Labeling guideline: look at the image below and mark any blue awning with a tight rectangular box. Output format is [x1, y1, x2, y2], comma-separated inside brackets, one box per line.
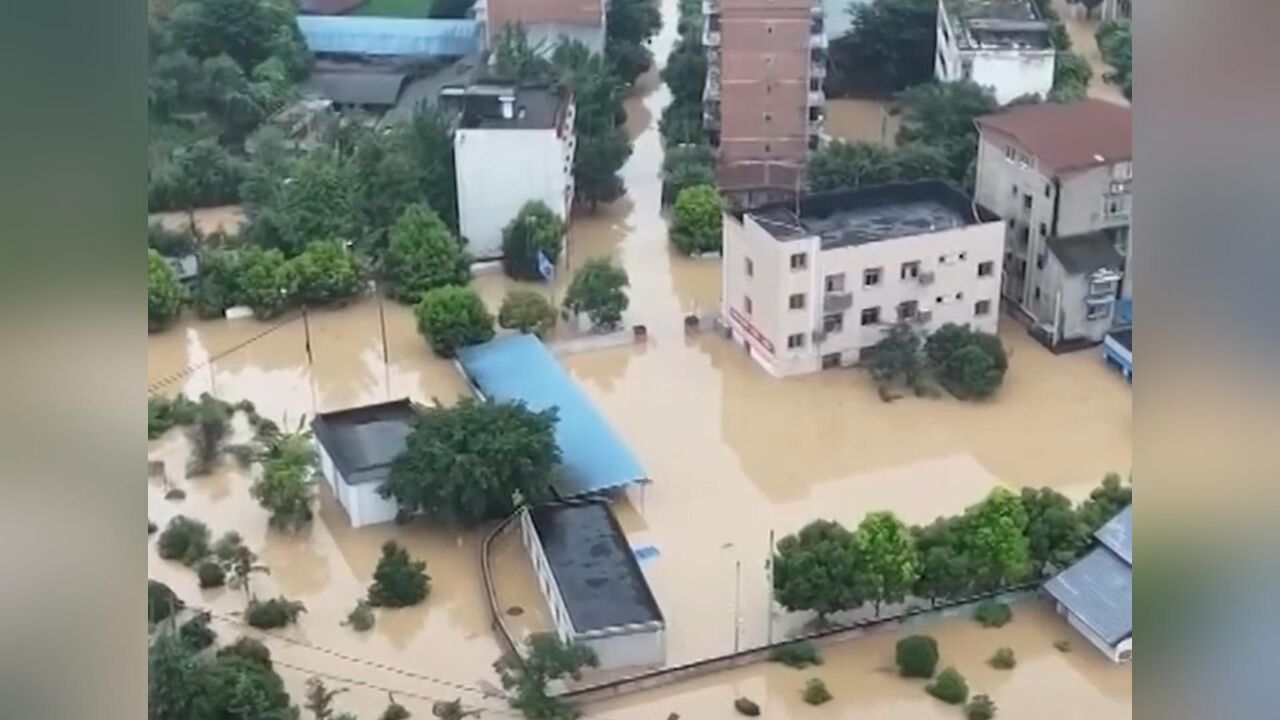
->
[296, 17, 481, 57]
[456, 334, 648, 498]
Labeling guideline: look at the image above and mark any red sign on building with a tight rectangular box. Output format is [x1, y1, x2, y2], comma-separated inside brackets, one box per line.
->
[728, 307, 775, 355]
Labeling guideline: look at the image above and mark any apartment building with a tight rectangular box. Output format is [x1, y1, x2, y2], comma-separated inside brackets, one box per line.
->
[443, 83, 575, 260]
[479, 0, 606, 54]
[721, 181, 1005, 378]
[704, 0, 827, 207]
[934, 0, 1055, 104]
[974, 99, 1132, 348]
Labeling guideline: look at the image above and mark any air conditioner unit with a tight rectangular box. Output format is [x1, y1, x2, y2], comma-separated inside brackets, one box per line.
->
[918, 271, 935, 285]
[811, 329, 827, 343]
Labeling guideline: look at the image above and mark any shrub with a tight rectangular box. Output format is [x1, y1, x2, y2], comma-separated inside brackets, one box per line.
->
[180, 612, 217, 651]
[498, 290, 557, 336]
[974, 600, 1013, 628]
[291, 239, 364, 305]
[237, 246, 298, 320]
[769, 641, 823, 669]
[501, 201, 565, 281]
[924, 324, 1008, 399]
[385, 203, 471, 304]
[157, 515, 211, 566]
[926, 667, 969, 704]
[367, 541, 431, 608]
[989, 647, 1016, 669]
[148, 580, 183, 625]
[1053, 639, 1071, 652]
[217, 637, 273, 669]
[149, 249, 183, 332]
[563, 258, 630, 330]
[802, 678, 832, 705]
[966, 694, 997, 720]
[245, 597, 307, 629]
[895, 635, 939, 678]
[733, 697, 760, 716]
[379, 701, 412, 720]
[197, 561, 227, 589]
[670, 184, 723, 256]
[346, 600, 376, 631]
[415, 286, 495, 357]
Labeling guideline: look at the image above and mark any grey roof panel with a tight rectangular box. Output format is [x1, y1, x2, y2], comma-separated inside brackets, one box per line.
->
[1047, 231, 1125, 275]
[311, 399, 418, 486]
[1094, 504, 1132, 564]
[1044, 547, 1133, 644]
[310, 71, 408, 106]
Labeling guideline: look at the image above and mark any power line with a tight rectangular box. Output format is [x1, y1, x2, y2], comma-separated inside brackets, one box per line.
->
[147, 312, 303, 395]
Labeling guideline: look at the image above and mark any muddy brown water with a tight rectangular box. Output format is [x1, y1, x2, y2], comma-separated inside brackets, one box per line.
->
[149, 205, 248, 236]
[148, 0, 1130, 715]
[823, 98, 901, 147]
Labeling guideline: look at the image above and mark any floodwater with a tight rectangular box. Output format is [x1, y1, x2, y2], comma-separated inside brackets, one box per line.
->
[823, 98, 901, 147]
[1051, 0, 1130, 107]
[149, 205, 247, 236]
[147, 0, 1130, 715]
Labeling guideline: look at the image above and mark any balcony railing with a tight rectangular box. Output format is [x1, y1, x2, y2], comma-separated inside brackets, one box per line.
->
[823, 292, 853, 313]
[809, 32, 828, 50]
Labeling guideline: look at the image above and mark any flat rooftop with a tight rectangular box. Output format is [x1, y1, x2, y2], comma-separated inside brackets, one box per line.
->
[747, 181, 979, 250]
[444, 84, 566, 130]
[311, 398, 417, 487]
[528, 501, 663, 632]
[943, 0, 1050, 50]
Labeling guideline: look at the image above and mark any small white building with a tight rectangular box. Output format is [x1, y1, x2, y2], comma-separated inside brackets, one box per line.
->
[311, 398, 417, 529]
[1044, 505, 1133, 662]
[934, 0, 1055, 104]
[721, 181, 1005, 378]
[519, 501, 665, 670]
[446, 83, 575, 260]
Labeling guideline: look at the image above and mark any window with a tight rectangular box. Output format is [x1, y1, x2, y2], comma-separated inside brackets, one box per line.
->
[1006, 147, 1017, 162]
[937, 49, 947, 75]
[1039, 222, 1048, 237]
[744, 295, 753, 315]
[1086, 301, 1113, 321]
[1023, 194, 1033, 211]
[787, 333, 805, 349]
[975, 299, 992, 316]
[825, 273, 846, 292]
[900, 260, 921, 279]
[978, 261, 994, 277]
[764, 143, 771, 154]
[1033, 287, 1041, 301]
[961, 57, 973, 80]
[1044, 183, 1053, 198]
[810, 78, 820, 92]
[897, 300, 919, 321]
[1010, 183, 1018, 195]
[956, 291, 964, 300]
[863, 267, 881, 287]
[1105, 194, 1132, 218]
[764, 112, 773, 123]
[821, 353, 842, 369]
[823, 312, 844, 333]
[860, 306, 880, 326]
[790, 252, 807, 270]
[1036, 254, 1045, 270]
[766, 24, 774, 34]
[959, 252, 967, 260]
[789, 293, 806, 310]
[745, 257, 754, 277]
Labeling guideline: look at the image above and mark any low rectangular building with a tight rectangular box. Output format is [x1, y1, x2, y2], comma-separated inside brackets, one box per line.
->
[446, 83, 575, 260]
[1040, 231, 1125, 346]
[721, 181, 1005, 377]
[311, 398, 417, 528]
[934, 0, 1055, 104]
[1044, 505, 1133, 662]
[520, 501, 665, 669]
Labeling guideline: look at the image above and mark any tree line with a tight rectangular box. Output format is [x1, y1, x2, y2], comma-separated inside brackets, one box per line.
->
[772, 475, 1132, 619]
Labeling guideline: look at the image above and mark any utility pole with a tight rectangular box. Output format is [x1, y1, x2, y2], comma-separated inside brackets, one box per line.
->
[733, 558, 742, 654]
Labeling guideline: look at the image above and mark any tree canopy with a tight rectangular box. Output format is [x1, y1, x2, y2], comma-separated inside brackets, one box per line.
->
[502, 201, 565, 281]
[499, 291, 558, 337]
[149, 249, 184, 332]
[924, 324, 1008, 399]
[250, 430, 316, 531]
[827, 0, 936, 95]
[896, 81, 998, 189]
[414, 286, 495, 358]
[1096, 20, 1132, 99]
[957, 487, 1031, 589]
[563, 258, 630, 330]
[662, 143, 716, 203]
[1050, 51, 1093, 102]
[853, 511, 919, 615]
[367, 541, 431, 607]
[574, 127, 632, 209]
[385, 203, 471, 304]
[381, 399, 560, 525]
[670, 184, 723, 256]
[495, 633, 599, 720]
[773, 520, 866, 619]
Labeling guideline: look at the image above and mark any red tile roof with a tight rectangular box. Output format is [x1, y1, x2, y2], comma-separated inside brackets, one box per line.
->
[975, 99, 1132, 175]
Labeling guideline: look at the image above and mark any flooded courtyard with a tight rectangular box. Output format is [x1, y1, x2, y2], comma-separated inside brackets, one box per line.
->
[148, 0, 1130, 716]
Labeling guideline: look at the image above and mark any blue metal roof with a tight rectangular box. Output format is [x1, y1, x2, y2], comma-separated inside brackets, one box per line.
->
[1044, 546, 1133, 645]
[1094, 504, 1132, 564]
[456, 334, 648, 498]
[296, 17, 480, 57]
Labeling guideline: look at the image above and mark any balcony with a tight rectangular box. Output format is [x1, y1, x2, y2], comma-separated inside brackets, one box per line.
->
[808, 86, 825, 106]
[704, 63, 720, 100]
[810, 61, 827, 79]
[809, 31, 828, 50]
[823, 292, 853, 313]
[703, 18, 720, 47]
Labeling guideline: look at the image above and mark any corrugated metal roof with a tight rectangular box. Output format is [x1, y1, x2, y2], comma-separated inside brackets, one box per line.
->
[1044, 546, 1132, 645]
[311, 398, 417, 486]
[296, 17, 481, 57]
[309, 70, 408, 106]
[1094, 504, 1132, 564]
[456, 334, 649, 498]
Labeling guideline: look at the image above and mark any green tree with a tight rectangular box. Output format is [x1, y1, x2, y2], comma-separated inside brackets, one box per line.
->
[349, 124, 423, 252]
[251, 431, 316, 531]
[493, 23, 555, 82]
[385, 204, 472, 304]
[415, 286, 495, 357]
[305, 676, 348, 720]
[1078, 473, 1131, 533]
[658, 101, 704, 147]
[245, 596, 306, 629]
[807, 141, 897, 192]
[605, 36, 654, 86]
[381, 399, 560, 525]
[201, 651, 296, 720]
[242, 147, 356, 258]
[495, 633, 599, 720]
[958, 487, 1031, 589]
[1020, 487, 1089, 570]
[187, 393, 233, 474]
[662, 143, 716, 202]
[670, 184, 723, 256]
[896, 81, 998, 186]
[148, 138, 244, 217]
[563, 258, 630, 330]
[169, 0, 305, 74]
[966, 694, 997, 720]
[772, 520, 866, 620]
[149, 633, 206, 720]
[912, 518, 971, 605]
[853, 511, 919, 616]
[149, 579, 186, 626]
[927, 667, 969, 704]
[606, 0, 661, 47]
[864, 322, 927, 394]
[238, 246, 297, 319]
[501, 201, 565, 281]
[1050, 51, 1093, 102]
[551, 43, 627, 137]
[895, 634, 939, 678]
[891, 143, 952, 182]
[499, 291, 558, 337]
[574, 127, 632, 209]
[367, 541, 432, 607]
[828, 0, 936, 95]
[927, 326, 1007, 399]
[291, 240, 364, 305]
[660, 34, 707, 105]
[1096, 20, 1132, 99]
[149, 249, 184, 332]
[227, 544, 271, 595]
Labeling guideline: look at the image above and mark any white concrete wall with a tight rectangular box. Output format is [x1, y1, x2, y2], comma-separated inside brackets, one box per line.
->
[314, 440, 401, 529]
[1064, 605, 1128, 663]
[520, 509, 577, 641]
[456, 123, 573, 260]
[579, 625, 666, 669]
[967, 50, 1055, 104]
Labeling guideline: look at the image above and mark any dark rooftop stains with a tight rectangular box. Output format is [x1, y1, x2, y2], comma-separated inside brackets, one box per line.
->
[745, 181, 978, 249]
[444, 84, 567, 130]
[944, 0, 1050, 49]
[529, 501, 663, 633]
[311, 398, 418, 487]
[1108, 328, 1132, 353]
[309, 70, 409, 107]
[1046, 231, 1125, 275]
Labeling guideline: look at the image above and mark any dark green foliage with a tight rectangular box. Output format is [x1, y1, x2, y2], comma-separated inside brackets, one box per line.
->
[385, 204, 471, 304]
[292, 240, 364, 305]
[305, 676, 348, 720]
[415, 286, 495, 357]
[606, 37, 654, 86]
[495, 633, 599, 720]
[1078, 473, 1131, 533]
[501, 201, 565, 280]
[245, 596, 307, 629]
[432, 698, 471, 720]
[1021, 487, 1090, 570]
[607, 0, 661, 47]
[237, 246, 298, 319]
[658, 101, 704, 147]
[368, 541, 432, 607]
[957, 488, 1031, 589]
[769, 641, 823, 669]
[499, 291, 558, 337]
[148, 138, 245, 212]
[896, 81, 998, 188]
[493, 23, 556, 83]
[772, 520, 865, 619]
[966, 694, 997, 720]
[1096, 20, 1132, 99]
[198, 561, 227, 588]
[430, 0, 475, 18]
[242, 146, 357, 258]
[670, 185, 723, 255]
[149, 580, 185, 626]
[382, 399, 560, 525]
[802, 678, 832, 705]
[808, 141, 895, 192]
[188, 393, 233, 473]
[973, 600, 1013, 628]
[924, 324, 1008, 399]
[379, 700, 412, 720]
[913, 517, 972, 604]
[158, 515, 212, 566]
[1030, 0, 1071, 50]
[574, 127, 632, 209]
[148, 633, 204, 720]
[347, 600, 376, 632]
[827, 0, 936, 95]
[733, 698, 760, 717]
[149, 249, 184, 332]
[217, 637, 274, 669]
[988, 647, 1016, 669]
[180, 611, 217, 651]
[563, 258, 630, 330]
[149, 222, 198, 257]
[661, 36, 706, 105]
[252, 431, 316, 530]
[1050, 51, 1093, 102]
[662, 143, 715, 202]
[202, 651, 296, 720]
[895, 635, 939, 678]
[864, 322, 927, 394]
[926, 667, 969, 704]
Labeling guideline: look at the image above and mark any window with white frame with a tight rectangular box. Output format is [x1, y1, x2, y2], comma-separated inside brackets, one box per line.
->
[787, 333, 805, 349]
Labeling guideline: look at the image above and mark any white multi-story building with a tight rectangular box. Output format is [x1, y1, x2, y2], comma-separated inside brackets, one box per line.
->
[974, 99, 1132, 348]
[721, 181, 1006, 377]
[445, 83, 575, 260]
[934, 0, 1055, 104]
